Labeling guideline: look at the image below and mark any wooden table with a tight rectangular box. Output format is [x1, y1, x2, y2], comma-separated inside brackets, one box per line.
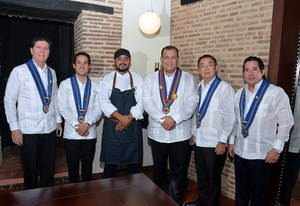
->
[0, 173, 178, 206]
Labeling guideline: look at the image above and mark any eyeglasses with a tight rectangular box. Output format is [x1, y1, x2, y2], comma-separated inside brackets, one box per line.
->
[198, 63, 215, 69]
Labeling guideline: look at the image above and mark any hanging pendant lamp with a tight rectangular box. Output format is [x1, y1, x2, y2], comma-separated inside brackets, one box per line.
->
[138, 0, 161, 35]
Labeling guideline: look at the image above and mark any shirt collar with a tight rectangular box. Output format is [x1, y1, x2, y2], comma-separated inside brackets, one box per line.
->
[164, 71, 175, 79]
[245, 79, 263, 93]
[32, 59, 47, 72]
[116, 71, 129, 78]
[75, 74, 87, 86]
[116, 71, 129, 76]
[200, 76, 216, 88]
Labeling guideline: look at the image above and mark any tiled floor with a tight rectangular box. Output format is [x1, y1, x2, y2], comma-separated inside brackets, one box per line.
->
[0, 139, 68, 184]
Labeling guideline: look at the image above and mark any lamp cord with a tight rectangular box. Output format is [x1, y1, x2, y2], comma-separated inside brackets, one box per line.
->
[150, 0, 153, 12]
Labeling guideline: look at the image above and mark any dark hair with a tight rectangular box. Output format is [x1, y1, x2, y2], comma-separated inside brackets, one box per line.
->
[73, 52, 91, 64]
[114, 48, 131, 59]
[161, 45, 179, 57]
[31, 37, 52, 49]
[197, 54, 217, 67]
[243, 56, 264, 72]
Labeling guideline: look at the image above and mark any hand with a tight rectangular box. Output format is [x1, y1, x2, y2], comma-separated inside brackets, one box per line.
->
[75, 123, 90, 136]
[265, 149, 280, 163]
[189, 135, 195, 145]
[56, 123, 63, 137]
[215, 142, 226, 155]
[11, 130, 23, 146]
[161, 116, 176, 130]
[115, 114, 134, 131]
[228, 144, 235, 158]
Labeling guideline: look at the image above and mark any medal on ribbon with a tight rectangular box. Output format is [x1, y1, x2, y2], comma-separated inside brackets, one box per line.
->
[162, 106, 170, 114]
[43, 105, 49, 113]
[239, 80, 270, 137]
[195, 76, 222, 128]
[70, 75, 91, 123]
[158, 68, 182, 114]
[26, 59, 53, 113]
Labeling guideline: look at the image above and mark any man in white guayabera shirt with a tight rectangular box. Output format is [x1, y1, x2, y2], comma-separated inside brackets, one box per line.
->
[184, 54, 235, 206]
[4, 37, 62, 189]
[143, 45, 198, 205]
[228, 56, 294, 206]
[58, 52, 101, 183]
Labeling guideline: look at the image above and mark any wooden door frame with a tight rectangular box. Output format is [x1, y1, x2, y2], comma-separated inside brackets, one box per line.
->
[268, 0, 300, 205]
[268, 0, 300, 97]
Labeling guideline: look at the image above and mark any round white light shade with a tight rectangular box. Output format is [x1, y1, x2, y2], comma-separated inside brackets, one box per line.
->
[138, 12, 161, 35]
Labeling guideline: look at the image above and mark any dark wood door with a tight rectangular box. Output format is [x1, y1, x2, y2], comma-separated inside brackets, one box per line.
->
[268, 1, 300, 205]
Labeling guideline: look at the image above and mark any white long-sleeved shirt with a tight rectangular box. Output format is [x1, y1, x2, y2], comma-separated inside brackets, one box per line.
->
[143, 70, 198, 143]
[288, 85, 300, 153]
[99, 71, 144, 119]
[58, 76, 102, 140]
[230, 80, 294, 159]
[193, 78, 235, 147]
[4, 60, 61, 134]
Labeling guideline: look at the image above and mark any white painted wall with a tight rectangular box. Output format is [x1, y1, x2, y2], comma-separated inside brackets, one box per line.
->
[122, 0, 171, 77]
[91, 0, 171, 173]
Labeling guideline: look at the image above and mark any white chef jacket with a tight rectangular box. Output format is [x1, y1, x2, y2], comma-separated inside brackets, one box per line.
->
[98, 71, 144, 119]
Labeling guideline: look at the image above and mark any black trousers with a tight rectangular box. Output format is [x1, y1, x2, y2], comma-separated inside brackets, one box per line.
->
[150, 138, 191, 205]
[21, 132, 56, 189]
[194, 146, 226, 206]
[234, 155, 273, 206]
[64, 138, 96, 183]
[279, 152, 300, 206]
[103, 163, 141, 178]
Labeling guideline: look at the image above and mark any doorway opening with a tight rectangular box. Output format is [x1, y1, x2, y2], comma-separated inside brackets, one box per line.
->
[0, 15, 74, 183]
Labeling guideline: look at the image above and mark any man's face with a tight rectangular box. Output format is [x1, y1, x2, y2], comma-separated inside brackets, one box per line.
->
[160, 49, 178, 74]
[73, 55, 90, 77]
[198, 57, 217, 81]
[30, 40, 50, 66]
[243, 60, 264, 87]
[115, 55, 131, 72]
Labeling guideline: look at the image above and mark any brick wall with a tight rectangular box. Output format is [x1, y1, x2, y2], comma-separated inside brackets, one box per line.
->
[170, 0, 274, 199]
[74, 0, 123, 78]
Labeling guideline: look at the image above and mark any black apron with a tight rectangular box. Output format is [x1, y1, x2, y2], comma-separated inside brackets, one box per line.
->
[100, 72, 143, 164]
